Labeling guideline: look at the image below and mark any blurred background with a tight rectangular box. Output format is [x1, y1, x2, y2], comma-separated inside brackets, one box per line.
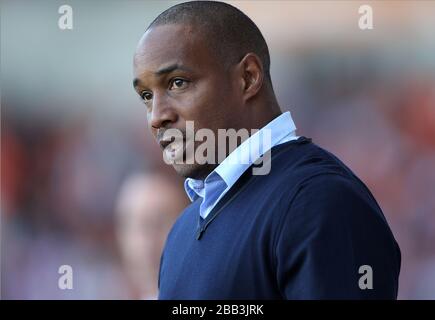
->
[1, 0, 434, 299]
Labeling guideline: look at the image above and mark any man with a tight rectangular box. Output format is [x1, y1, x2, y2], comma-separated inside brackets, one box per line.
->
[132, 1, 401, 299]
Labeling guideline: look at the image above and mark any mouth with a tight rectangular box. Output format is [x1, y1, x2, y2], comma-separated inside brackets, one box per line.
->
[157, 129, 186, 150]
[159, 138, 187, 163]
[159, 138, 186, 151]
[159, 139, 172, 150]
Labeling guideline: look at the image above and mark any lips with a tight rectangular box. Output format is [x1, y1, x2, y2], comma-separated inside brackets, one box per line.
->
[159, 139, 172, 150]
[159, 137, 185, 150]
[157, 128, 189, 163]
[157, 129, 185, 149]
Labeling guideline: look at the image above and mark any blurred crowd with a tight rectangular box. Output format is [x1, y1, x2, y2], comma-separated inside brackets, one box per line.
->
[1, 0, 435, 300]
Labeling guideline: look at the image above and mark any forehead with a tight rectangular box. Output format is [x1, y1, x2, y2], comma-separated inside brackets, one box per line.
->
[133, 24, 214, 77]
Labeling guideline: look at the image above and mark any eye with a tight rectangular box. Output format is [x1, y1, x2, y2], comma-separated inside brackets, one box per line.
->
[140, 91, 153, 102]
[169, 78, 189, 90]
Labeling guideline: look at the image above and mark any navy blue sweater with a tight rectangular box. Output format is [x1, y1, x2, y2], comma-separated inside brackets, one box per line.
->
[158, 137, 401, 299]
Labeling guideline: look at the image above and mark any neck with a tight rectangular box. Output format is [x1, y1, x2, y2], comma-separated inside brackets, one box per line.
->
[246, 94, 282, 131]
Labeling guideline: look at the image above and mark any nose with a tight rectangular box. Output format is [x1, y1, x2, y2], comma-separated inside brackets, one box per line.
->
[148, 93, 178, 130]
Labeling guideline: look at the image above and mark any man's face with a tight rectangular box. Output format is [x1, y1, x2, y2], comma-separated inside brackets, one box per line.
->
[133, 24, 243, 179]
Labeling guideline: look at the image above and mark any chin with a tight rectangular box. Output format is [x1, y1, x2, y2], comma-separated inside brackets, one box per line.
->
[172, 163, 216, 180]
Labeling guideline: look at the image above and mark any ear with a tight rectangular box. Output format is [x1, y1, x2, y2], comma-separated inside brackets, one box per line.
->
[237, 53, 264, 102]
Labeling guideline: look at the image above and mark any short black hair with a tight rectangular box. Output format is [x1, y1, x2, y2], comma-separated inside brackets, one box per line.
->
[147, 0, 271, 82]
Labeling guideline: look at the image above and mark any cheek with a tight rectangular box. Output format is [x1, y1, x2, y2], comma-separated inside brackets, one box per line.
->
[183, 81, 230, 122]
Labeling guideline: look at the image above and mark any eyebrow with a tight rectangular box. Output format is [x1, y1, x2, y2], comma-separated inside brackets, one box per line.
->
[155, 63, 192, 76]
[133, 63, 193, 88]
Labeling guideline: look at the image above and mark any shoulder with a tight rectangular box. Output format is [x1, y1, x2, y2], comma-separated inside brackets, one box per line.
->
[272, 171, 392, 251]
[278, 172, 370, 219]
[267, 140, 389, 243]
[264, 138, 366, 210]
[273, 138, 354, 180]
